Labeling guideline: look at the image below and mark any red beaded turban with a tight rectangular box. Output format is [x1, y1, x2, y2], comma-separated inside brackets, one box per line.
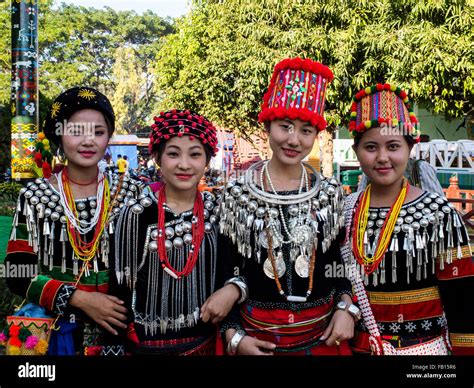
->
[349, 83, 420, 143]
[258, 57, 334, 132]
[149, 109, 218, 156]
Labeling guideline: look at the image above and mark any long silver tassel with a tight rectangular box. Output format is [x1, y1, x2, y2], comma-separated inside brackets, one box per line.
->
[380, 256, 386, 284]
[73, 253, 78, 276]
[390, 234, 398, 283]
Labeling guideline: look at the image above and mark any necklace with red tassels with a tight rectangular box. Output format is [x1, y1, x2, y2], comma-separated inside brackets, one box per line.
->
[157, 184, 205, 279]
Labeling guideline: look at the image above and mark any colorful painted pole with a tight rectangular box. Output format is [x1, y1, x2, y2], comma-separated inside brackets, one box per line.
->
[10, 0, 38, 179]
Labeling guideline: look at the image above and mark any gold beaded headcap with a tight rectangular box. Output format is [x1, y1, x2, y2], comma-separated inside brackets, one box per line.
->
[349, 83, 420, 142]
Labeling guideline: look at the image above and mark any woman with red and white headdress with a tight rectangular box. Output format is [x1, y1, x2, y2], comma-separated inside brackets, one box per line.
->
[110, 110, 240, 355]
[342, 84, 474, 355]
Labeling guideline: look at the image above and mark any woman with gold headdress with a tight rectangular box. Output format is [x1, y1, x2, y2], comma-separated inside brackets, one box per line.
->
[342, 84, 474, 355]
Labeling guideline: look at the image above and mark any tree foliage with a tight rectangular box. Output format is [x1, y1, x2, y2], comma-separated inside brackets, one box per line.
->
[154, 0, 473, 138]
[0, 2, 174, 158]
[39, 5, 173, 132]
[111, 46, 157, 134]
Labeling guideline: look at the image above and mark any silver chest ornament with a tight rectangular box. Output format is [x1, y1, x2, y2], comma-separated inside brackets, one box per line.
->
[263, 255, 286, 279]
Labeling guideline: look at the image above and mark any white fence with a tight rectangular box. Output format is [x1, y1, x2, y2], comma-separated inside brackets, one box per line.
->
[412, 140, 474, 172]
[333, 139, 474, 171]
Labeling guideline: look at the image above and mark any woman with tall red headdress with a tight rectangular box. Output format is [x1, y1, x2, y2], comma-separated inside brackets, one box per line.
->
[219, 58, 356, 355]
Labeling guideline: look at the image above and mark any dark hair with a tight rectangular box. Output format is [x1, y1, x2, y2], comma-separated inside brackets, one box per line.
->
[102, 114, 114, 137]
[44, 86, 115, 146]
[123, 155, 128, 160]
[117, 154, 122, 158]
[353, 130, 415, 148]
[153, 141, 212, 165]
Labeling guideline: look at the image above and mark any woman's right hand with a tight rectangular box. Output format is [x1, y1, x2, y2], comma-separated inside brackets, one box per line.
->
[69, 290, 128, 335]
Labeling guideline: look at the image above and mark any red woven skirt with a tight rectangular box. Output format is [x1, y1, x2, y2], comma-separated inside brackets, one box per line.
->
[240, 302, 352, 355]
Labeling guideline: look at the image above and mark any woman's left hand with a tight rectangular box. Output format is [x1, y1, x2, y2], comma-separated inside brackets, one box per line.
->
[200, 284, 240, 324]
[321, 296, 355, 346]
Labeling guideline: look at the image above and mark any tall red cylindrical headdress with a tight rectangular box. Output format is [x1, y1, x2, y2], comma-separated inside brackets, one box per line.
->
[258, 58, 334, 131]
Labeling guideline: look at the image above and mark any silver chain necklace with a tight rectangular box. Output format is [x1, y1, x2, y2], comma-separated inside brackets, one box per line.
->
[261, 161, 309, 245]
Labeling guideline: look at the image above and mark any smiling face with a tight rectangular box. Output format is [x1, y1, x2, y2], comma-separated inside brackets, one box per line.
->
[353, 127, 412, 189]
[267, 118, 317, 167]
[157, 136, 208, 192]
[60, 109, 110, 170]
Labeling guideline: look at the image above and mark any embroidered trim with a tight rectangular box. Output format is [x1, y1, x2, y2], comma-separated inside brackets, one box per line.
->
[367, 287, 440, 305]
[101, 345, 125, 356]
[358, 316, 447, 336]
[53, 284, 75, 315]
[437, 245, 472, 262]
[450, 333, 474, 347]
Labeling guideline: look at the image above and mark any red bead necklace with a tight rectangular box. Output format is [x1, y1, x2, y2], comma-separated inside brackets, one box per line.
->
[157, 184, 205, 279]
[66, 167, 101, 186]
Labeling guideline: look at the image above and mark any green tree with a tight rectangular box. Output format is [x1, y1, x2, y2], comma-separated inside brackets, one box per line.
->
[0, 2, 11, 170]
[0, 1, 11, 105]
[111, 46, 151, 134]
[154, 0, 473, 176]
[0, 3, 174, 169]
[39, 5, 173, 100]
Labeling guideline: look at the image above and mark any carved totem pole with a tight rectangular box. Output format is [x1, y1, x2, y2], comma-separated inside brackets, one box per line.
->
[10, 0, 38, 179]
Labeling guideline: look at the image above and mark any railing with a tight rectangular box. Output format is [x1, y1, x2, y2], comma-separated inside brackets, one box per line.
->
[412, 140, 474, 171]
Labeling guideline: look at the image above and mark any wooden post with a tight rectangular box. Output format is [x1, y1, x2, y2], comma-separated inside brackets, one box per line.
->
[320, 130, 333, 177]
[446, 174, 462, 212]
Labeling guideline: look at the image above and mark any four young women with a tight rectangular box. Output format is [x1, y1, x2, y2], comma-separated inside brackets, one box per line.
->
[5, 63, 472, 358]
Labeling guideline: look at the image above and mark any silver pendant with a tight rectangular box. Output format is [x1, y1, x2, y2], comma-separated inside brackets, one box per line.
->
[259, 231, 280, 249]
[263, 257, 286, 279]
[295, 255, 310, 278]
[292, 225, 312, 245]
[259, 231, 269, 249]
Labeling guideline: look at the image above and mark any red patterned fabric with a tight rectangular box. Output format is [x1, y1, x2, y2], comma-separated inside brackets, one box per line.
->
[76, 283, 108, 294]
[84, 346, 103, 356]
[241, 303, 351, 355]
[138, 335, 216, 355]
[7, 240, 34, 255]
[149, 109, 218, 156]
[39, 279, 64, 311]
[451, 346, 474, 355]
[369, 299, 444, 322]
[436, 257, 474, 280]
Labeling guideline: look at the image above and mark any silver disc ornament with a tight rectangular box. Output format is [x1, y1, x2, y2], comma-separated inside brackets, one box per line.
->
[263, 257, 286, 279]
[295, 255, 310, 278]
